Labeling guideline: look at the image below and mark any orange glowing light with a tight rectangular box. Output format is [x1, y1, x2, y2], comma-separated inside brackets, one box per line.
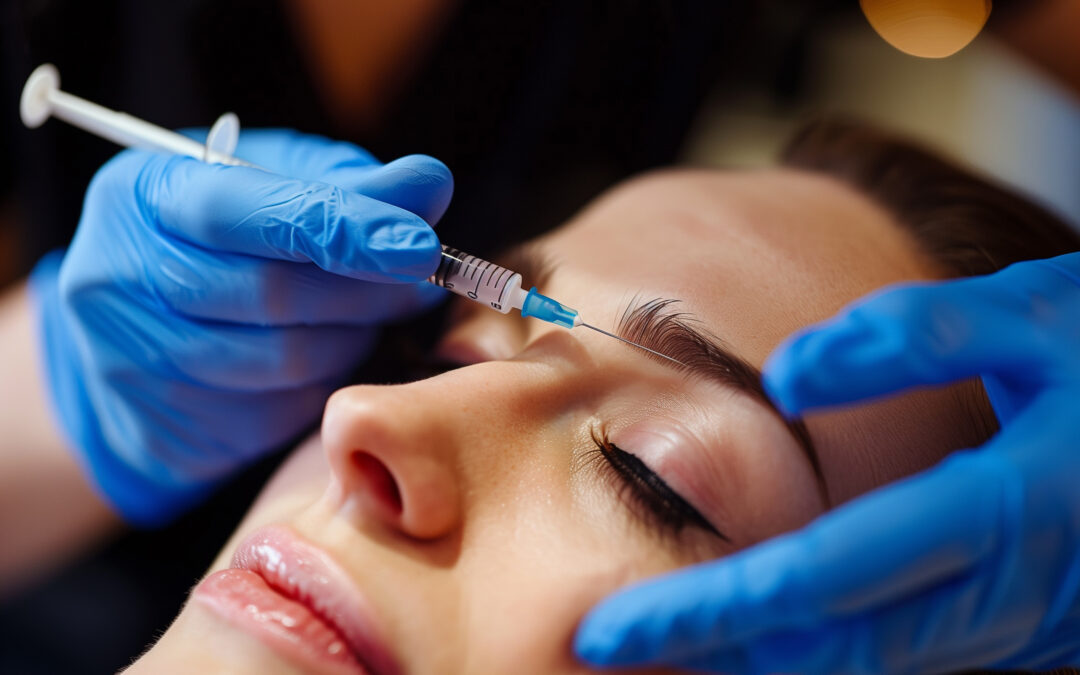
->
[860, 0, 992, 58]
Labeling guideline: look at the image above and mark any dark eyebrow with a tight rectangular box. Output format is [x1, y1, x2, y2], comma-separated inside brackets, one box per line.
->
[496, 243, 827, 501]
[618, 298, 827, 502]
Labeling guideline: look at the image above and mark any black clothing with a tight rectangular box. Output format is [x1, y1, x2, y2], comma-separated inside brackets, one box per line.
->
[2, 0, 748, 273]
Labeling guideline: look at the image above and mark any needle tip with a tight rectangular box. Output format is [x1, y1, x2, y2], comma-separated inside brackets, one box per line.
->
[578, 322, 683, 366]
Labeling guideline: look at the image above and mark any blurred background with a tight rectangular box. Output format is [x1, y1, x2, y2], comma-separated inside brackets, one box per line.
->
[1, 1, 1078, 672]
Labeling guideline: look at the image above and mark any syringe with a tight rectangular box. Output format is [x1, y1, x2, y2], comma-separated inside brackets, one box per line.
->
[19, 63, 678, 364]
[429, 246, 681, 364]
[20, 64, 252, 166]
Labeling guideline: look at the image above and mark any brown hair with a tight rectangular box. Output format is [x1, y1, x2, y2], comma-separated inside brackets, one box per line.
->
[779, 118, 1080, 448]
[780, 118, 1080, 278]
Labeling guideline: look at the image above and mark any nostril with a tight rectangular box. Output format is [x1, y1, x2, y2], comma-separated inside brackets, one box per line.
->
[352, 452, 403, 515]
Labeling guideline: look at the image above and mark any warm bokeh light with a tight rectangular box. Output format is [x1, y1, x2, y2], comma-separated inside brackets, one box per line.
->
[860, 0, 991, 58]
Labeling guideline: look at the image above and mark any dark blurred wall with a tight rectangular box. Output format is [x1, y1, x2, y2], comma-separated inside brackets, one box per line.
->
[1, 0, 763, 278]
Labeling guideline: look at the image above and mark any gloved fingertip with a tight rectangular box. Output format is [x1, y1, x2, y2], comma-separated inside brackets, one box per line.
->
[365, 221, 442, 281]
[353, 154, 454, 225]
[762, 312, 888, 413]
[577, 590, 758, 673]
[760, 368, 802, 420]
[369, 218, 440, 252]
[573, 608, 647, 666]
[762, 336, 813, 418]
[382, 154, 453, 187]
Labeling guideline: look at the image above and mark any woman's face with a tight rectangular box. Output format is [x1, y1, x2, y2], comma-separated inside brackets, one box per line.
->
[131, 169, 989, 674]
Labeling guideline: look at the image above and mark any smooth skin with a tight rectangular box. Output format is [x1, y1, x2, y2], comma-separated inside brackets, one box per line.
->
[129, 168, 991, 673]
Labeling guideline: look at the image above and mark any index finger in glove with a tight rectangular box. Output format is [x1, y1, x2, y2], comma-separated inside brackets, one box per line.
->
[134, 153, 440, 282]
[182, 129, 454, 226]
[151, 240, 446, 325]
[762, 255, 1080, 416]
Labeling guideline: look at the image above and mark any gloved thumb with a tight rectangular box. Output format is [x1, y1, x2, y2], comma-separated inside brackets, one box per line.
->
[762, 253, 1080, 417]
[131, 153, 440, 282]
[344, 154, 454, 226]
[179, 128, 454, 226]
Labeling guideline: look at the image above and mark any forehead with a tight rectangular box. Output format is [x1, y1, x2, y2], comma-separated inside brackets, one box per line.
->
[539, 168, 940, 365]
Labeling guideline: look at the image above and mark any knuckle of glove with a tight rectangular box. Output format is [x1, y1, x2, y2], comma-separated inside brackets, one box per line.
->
[303, 184, 350, 259]
[908, 296, 975, 366]
[143, 257, 219, 317]
[82, 151, 149, 219]
[86, 149, 145, 194]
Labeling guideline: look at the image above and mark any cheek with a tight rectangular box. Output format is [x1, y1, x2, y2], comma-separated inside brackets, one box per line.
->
[455, 464, 690, 673]
[464, 562, 618, 672]
[458, 520, 682, 674]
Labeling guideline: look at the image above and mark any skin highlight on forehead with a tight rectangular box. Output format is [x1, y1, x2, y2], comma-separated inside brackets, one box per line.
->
[533, 168, 944, 366]
[533, 167, 986, 507]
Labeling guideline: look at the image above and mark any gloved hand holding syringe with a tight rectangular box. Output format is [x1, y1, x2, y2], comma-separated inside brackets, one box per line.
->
[21, 63, 666, 360]
[21, 63, 673, 525]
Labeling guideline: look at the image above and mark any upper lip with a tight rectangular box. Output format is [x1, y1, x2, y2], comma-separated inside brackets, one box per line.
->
[232, 525, 400, 675]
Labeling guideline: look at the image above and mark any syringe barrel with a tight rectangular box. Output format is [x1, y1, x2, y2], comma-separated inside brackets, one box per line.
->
[428, 245, 522, 313]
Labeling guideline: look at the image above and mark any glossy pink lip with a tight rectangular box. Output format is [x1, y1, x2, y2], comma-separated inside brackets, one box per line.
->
[193, 526, 399, 675]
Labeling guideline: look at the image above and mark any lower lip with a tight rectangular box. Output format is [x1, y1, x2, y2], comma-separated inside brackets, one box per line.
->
[194, 568, 368, 675]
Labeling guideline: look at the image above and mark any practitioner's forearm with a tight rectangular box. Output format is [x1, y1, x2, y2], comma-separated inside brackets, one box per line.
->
[0, 282, 120, 594]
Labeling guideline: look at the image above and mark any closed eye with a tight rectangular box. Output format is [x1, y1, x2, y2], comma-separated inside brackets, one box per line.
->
[589, 428, 729, 542]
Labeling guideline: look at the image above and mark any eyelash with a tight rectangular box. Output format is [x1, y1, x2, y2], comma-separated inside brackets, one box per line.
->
[588, 429, 727, 542]
[413, 339, 729, 542]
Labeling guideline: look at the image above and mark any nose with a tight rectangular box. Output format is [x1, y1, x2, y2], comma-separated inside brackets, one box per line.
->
[320, 341, 587, 540]
[322, 382, 460, 539]
[319, 334, 591, 540]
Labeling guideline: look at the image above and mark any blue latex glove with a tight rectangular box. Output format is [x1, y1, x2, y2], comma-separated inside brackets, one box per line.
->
[576, 252, 1080, 673]
[30, 129, 452, 526]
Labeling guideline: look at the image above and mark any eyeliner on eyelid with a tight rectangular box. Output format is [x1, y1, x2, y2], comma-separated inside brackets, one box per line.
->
[589, 427, 729, 542]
